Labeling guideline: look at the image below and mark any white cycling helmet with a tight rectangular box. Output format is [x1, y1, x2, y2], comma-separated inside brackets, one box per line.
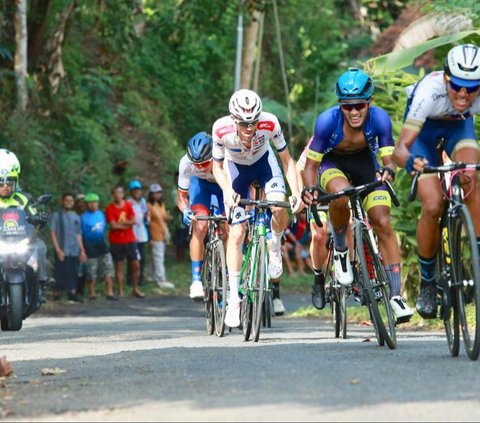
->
[0, 149, 20, 192]
[229, 89, 262, 123]
[444, 44, 480, 87]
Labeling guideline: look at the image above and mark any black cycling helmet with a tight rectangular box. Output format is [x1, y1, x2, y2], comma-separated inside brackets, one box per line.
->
[186, 132, 213, 163]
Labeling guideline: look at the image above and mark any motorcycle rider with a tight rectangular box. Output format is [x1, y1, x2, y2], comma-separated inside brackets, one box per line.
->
[0, 149, 49, 304]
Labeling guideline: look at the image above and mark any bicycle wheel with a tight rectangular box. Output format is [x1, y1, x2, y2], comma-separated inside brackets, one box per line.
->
[212, 241, 227, 337]
[252, 239, 267, 342]
[451, 205, 480, 360]
[241, 249, 254, 341]
[437, 226, 459, 357]
[355, 223, 396, 349]
[262, 291, 272, 328]
[202, 249, 214, 336]
[339, 286, 347, 339]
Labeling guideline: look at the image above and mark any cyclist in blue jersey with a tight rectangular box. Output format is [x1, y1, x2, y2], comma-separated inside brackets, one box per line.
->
[393, 44, 480, 318]
[302, 68, 413, 323]
[177, 132, 225, 301]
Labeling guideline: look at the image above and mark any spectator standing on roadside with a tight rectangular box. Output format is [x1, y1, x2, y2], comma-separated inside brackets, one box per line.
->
[75, 193, 87, 297]
[106, 185, 145, 298]
[147, 183, 175, 290]
[127, 180, 149, 286]
[172, 171, 188, 261]
[81, 193, 117, 301]
[50, 193, 87, 303]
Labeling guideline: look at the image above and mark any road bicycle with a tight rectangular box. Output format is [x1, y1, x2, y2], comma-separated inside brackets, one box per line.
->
[309, 179, 399, 349]
[237, 198, 290, 342]
[409, 162, 480, 360]
[194, 213, 228, 337]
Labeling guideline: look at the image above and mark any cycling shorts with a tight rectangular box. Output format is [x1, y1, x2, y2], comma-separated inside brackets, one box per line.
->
[189, 176, 225, 215]
[319, 148, 391, 212]
[225, 149, 286, 224]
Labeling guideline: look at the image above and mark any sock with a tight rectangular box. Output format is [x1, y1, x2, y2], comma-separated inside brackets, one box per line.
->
[384, 263, 401, 297]
[272, 281, 280, 299]
[333, 225, 348, 251]
[477, 238, 480, 258]
[313, 267, 323, 276]
[191, 260, 204, 283]
[229, 271, 240, 303]
[418, 255, 436, 288]
[270, 230, 284, 252]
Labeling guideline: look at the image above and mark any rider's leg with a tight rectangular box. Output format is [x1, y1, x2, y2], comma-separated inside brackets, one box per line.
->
[310, 218, 328, 309]
[226, 221, 246, 304]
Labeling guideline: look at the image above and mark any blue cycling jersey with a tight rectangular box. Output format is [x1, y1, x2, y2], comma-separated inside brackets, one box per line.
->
[307, 106, 395, 162]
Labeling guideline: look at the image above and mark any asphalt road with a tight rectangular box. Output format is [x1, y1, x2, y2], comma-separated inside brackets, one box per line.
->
[1, 294, 480, 422]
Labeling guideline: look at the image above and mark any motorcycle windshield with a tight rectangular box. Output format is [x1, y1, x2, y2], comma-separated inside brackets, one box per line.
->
[0, 209, 33, 240]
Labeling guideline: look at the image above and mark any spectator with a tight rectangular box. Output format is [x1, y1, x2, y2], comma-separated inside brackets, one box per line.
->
[105, 185, 145, 298]
[172, 171, 188, 261]
[147, 183, 175, 290]
[81, 193, 117, 301]
[75, 193, 87, 297]
[50, 193, 87, 303]
[127, 180, 149, 286]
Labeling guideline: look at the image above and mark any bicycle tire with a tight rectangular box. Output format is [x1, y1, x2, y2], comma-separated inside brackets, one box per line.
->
[242, 251, 254, 341]
[212, 240, 227, 337]
[451, 205, 480, 360]
[252, 239, 267, 342]
[339, 285, 347, 339]
[202, 249, 214, 336]
[355, 223, 396, 349]
[437, 224, 459, 357]
[323, 239, 340, 336]
[262, 291, 273, 328]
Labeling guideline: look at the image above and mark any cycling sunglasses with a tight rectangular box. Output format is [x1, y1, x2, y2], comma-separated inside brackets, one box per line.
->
[0, 181, 14, 188]
[340, 101, 369, 112]
[193, 160, 211, 169]
[446, 75, 480, 94]
[236, 119, 259, 129]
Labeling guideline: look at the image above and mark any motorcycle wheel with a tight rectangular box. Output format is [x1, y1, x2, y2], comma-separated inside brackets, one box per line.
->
[7, 284, 23, 331]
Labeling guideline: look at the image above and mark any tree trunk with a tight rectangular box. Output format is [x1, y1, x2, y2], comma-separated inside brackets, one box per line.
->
[28, 0, 53, 70]
[240, 6, 263, 89]
[45, 0, 77, 95]
[14, 0, 28, 111]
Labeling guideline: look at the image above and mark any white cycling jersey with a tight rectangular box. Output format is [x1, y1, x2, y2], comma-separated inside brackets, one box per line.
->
[405, 71, 480, 128]
[177, 154, 216, 192]
[212, 112, 287, 165]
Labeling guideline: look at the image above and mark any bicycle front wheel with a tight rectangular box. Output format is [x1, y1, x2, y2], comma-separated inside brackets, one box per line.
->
[252, 239, 267, 342]
[355, 223, 396, 349]
[451, 205, 480, 360]
[202, 249, 214, 336]
[212, 240, 227, 337]
[437, 227, 459, 357]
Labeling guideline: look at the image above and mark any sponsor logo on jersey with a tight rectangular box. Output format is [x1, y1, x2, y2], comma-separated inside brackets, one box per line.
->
[215, 124, 235, 138]
[257, 121, 275, 132]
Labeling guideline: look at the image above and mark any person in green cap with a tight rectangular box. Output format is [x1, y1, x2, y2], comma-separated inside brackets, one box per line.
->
[81, 192, 117, 300]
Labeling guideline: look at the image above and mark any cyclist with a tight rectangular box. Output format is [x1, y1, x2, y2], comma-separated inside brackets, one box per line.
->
[301, 68, 413, 322]
[177, 131, 225, 301]
[212, 89, 302, 328]
[393, 44, 480, 318]
[0, 149, 49, 304]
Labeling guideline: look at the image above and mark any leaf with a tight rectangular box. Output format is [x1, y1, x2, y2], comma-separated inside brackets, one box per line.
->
[365, 29, 480, 75]
[41, 367, 67, 376]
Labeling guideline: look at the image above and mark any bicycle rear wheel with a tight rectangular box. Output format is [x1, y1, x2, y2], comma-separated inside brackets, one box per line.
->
[355, 223, 396, 349]
[262, 291, 273, 328]
[252, 239, 267, 342]
[451, 205, 480, 360]
[213, 241, 227, 337]
[437, 226, 459, 357]
[202, 249, 214, 335]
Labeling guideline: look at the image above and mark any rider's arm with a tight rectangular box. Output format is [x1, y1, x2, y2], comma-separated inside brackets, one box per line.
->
[277, 148, 301, 200]
[176, 189, 189, 212]
[212, 159, 232, 193]
[392, 126, 421, 169]
[374, 107, 396, 174]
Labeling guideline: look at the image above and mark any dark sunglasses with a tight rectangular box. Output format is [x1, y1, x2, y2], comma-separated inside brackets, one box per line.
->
[193, 160, 211, 169]
[237, 120, 259, 129]
[340, 102, 369, 112]
[0, 181, 14, 188]
[446, 75, 480, 94]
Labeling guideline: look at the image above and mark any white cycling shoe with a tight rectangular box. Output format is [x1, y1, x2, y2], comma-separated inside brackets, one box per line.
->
[189, 281, 204, 301]
[333, 248, 353, 286]
[390, 295, 414, 323]
[273, 298, 286, 316]
[225, 299, 241, 328]
[269, 249, 283, 279]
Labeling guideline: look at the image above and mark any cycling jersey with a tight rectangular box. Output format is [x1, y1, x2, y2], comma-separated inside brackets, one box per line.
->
[212, 112, 287, 165]
[177, 154, 216, 192]
[404, 71, 480, 131]
[305, 106, 395, 164]
[0, 191, 36, 214]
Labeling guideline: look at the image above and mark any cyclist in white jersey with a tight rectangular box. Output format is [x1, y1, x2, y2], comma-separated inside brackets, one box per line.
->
[177, 132, 225, 300]
[393, 44, 480, 318]
[212, 89, 302, 328]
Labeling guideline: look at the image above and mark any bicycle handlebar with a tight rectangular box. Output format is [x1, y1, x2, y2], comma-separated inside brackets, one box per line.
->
[195, 215, 227, 222]
[238, 198, 291, 209]
[408, 162, 480, 202]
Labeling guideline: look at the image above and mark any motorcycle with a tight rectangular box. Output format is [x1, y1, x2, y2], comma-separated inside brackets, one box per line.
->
[0, 194, 51, 331]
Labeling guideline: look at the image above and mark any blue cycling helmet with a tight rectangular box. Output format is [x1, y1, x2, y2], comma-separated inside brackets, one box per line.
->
[187, 132, 213, 163]
[335, 68, 374, 100]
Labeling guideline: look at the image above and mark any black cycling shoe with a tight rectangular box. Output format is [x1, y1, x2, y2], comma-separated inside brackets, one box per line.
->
[415, 284, 438, 319]
[38, 284, 47, 304]
[311, 273, 326, 310]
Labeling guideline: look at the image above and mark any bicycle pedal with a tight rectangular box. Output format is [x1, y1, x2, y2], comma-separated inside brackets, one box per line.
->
[395, 316, 412, 325]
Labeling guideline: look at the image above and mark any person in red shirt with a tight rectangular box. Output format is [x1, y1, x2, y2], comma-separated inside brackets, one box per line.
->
[105, 185, 145, 298]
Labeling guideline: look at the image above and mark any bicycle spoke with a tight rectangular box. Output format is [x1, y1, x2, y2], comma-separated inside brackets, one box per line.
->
[213, 242, 227, 337]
